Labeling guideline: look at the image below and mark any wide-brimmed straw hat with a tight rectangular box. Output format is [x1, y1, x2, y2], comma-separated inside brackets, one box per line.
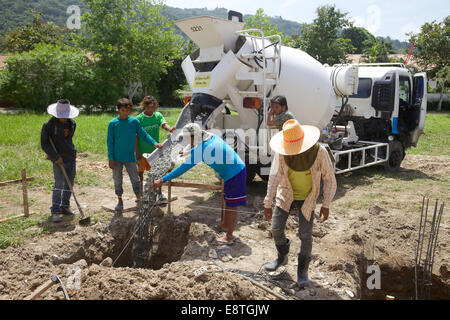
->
[47, 99, 79, 119]
[269, 119, 320, 155]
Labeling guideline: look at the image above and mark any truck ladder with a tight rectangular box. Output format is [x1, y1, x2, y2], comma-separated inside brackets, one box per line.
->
[234, 29, 282, 152]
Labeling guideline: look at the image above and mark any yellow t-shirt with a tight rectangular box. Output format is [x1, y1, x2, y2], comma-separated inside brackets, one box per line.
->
[288, 168, 313, 200]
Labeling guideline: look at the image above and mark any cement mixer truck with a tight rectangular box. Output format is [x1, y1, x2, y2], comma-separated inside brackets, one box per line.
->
[146, 11, 427, 182]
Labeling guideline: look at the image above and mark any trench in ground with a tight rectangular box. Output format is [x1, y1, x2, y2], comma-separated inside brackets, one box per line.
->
[356, 254, 450, 300]
[53, 213, 192, 271]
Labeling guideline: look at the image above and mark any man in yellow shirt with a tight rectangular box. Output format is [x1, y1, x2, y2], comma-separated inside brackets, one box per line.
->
[263, 119, 337, 289]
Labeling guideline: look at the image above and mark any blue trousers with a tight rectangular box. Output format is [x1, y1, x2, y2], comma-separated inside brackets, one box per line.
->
[51, 159, 76, 214]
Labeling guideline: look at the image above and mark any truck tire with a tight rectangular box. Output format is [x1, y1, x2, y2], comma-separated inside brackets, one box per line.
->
[385, 140, 404, 172]
[246, 169, 257, 184]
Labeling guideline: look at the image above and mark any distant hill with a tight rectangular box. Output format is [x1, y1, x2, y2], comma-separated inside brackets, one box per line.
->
[0, 0, 85, 34]
[0, 1, 408, 52]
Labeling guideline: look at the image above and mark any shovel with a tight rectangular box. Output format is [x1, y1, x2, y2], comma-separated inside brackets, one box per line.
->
[49, 138, 91, 226]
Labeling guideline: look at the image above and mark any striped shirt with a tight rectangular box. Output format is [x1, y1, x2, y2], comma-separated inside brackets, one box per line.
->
[264, 145, 337, 221]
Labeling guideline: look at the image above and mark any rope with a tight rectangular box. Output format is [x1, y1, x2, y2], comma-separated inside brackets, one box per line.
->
[186, 204, 264, 216]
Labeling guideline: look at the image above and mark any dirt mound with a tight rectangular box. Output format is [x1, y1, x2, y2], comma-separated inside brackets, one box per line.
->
[402, 154, 450, 176]
[0, 218, 269, 300]
[71, 261, 268, 300]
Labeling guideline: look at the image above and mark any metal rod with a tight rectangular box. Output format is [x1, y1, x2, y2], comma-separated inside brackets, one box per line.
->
[426, 202, 445, 299]
[112, 199, 160, 267]
[421, 199, 438, 298]
[414, 196, 426, 300]
[418, 197, 429, 266]
[417, 197, 429, 298]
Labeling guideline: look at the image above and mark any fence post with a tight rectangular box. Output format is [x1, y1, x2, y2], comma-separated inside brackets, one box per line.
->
[221, 179, 225, 224]
[21, 168, 29, 217]
[168, 181, 172, 214]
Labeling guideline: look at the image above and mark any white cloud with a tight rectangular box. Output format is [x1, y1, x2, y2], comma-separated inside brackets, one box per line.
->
[349, 16, 366, 28]
[279, 0, 299, 21]
[348, 5, 381, 33]
[401, 23, 420, 38]
[365, 5, 381, 33]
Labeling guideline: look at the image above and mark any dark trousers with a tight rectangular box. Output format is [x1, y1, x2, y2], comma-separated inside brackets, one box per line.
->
[271, 200, 315, 260]
[51, 159, 76, 214]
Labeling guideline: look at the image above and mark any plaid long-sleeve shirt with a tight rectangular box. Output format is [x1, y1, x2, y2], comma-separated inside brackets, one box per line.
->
[264, 145, 337, 222]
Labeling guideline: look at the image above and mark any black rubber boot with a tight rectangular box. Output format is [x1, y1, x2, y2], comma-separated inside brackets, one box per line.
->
[297, 254, 311, 289]
[60, 206, 74, 216]
[264, 239, 290, 272]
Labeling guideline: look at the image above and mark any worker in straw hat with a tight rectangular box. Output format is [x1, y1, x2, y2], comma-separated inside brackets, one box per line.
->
[263, 119, 337, 289]
[152, 123, 247, 246]
[41, 99, 80, 223]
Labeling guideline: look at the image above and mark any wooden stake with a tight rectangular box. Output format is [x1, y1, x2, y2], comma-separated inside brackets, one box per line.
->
[0, 177, 34, 187]
[22, 168, 29, 217]
[162, 181, 222, 191]
[0, 214, 25, 224]
[168, 181, 172, 214]
[221, 180, 225, 223]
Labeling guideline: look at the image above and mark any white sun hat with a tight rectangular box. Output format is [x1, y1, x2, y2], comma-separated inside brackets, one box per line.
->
[47, 99, 79, 119]
[178, 123, 213, 143]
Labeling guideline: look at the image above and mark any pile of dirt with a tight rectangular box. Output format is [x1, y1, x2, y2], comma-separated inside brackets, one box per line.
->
[1, 153, 449, 300]
[0, 219, 269, 300]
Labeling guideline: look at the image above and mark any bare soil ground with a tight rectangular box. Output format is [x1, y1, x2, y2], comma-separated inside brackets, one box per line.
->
[0, 154, 449, 300]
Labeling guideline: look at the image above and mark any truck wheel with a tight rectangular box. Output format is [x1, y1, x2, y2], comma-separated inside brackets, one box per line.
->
[246, 169, 257, 184]
[257, 172, 269, 182]
[385, 141, 404, 172]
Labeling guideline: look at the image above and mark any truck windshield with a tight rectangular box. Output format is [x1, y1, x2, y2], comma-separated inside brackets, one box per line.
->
[350, 78, 372, 99]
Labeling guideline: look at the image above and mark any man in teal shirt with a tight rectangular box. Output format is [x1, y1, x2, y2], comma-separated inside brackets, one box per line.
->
[107, 98, 162, 213]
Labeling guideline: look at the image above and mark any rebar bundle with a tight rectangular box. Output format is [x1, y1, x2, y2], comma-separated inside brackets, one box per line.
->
[132, 139, 179, 268]
[414, 197, 445, 300]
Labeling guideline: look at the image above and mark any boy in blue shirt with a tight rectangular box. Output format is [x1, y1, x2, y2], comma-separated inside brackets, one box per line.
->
[107, 98, 162, 212]
[152, 123, 247, 246]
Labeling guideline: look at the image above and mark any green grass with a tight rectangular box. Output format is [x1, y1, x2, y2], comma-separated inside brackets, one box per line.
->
[0, 109, 182, 185]
[0, 215, 46, 249]
[0, 109, 447, 249]
[407, 112, 450, 156]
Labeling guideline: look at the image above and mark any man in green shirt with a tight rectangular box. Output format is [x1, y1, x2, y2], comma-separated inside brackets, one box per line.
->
[136, 96, 175, 202]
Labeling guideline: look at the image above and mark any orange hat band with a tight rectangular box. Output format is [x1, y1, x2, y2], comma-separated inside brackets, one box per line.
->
[284, 132, 304, 143]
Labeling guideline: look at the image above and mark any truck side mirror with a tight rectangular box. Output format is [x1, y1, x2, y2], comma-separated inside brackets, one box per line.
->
[228, 10, 243, 22]
[371, 72, 395, 112]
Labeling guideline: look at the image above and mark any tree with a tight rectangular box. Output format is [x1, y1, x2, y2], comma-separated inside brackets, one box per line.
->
[294, 5, 354, 65]
[246, 8, 283, 38]
[0, 43, 94, 111]
[341, 26, 377, 54]
[78, 0, 183, 106]
[361, 39, 391, 63]
[4, 10, 69, 53]
[408, 16, 449, 111]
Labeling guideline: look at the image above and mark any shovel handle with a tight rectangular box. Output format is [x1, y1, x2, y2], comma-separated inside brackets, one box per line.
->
[48, 138, 86, 219]
[25, 277, 58, 300]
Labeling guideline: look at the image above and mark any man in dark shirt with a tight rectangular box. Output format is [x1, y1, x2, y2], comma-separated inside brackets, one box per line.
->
[41, 99, 79, 222]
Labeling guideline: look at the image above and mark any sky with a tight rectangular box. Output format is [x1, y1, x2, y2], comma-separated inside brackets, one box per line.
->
[164, 0, 449, 41]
